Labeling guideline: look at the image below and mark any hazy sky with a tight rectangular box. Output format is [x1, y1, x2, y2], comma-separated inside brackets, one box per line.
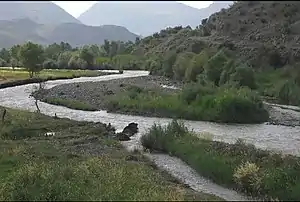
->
[52, 1, 213, 17]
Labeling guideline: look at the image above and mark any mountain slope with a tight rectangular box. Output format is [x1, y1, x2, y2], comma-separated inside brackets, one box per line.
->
[0, 1, 81, 24]
[0, 19, 138, 48]
[132, 1, 300, 68]
[78, 1, 232, 36]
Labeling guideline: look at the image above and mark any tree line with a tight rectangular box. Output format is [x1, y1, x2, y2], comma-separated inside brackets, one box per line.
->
[0, 39, 143, 77]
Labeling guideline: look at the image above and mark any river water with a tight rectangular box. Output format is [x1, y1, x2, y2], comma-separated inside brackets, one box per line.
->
[1, 70, 299, 200]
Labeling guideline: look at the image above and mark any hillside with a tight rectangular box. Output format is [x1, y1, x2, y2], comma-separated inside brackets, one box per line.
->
[78, 1, 232, 36]
[0, 1, 81, 25]
[133, 1, 300, 68]
[0, 18, 138, 48]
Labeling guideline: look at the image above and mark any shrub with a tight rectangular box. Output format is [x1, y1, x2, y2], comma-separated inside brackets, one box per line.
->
[184, 50, 210, 82]
[141, 121, 300, 200]
[204, 50, 228, 86]
[43, 59, 58, 69]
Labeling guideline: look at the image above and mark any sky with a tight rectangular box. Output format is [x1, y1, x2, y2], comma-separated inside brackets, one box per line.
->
[52, 1, 213, 18]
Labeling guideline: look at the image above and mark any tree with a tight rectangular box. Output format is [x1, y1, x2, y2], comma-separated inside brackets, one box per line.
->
[185, 50, 210, 81]
[10, 58, 18, 71]
[18, 42, 45, 78]
[230, 64, 257, 89]
[57, 51, 72, 69]
[204, 50, 228, 86]
[44, 43, 62, 60]
[43, 59, 58, 69]
[172, 52, 195, 80]
[10, 45, 21, 59]
[0, 48, 10, 64]
[68, 55, 87, 69]
[109, 41, 118, 59]
[103, 40, 110, 57]
[79, 46, 94, 67]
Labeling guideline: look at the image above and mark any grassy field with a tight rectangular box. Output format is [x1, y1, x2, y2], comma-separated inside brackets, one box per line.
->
[0, 106, 221, 201]
[141, 120, 300, 201]
[0, 68, 112, 84]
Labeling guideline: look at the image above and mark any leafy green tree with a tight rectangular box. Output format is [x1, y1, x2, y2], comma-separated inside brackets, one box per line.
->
[0, 57, 6, 67]
[68, 55, 87, 69]
[172, 52, 195, 80]
[57, 51, 73, 69]
[162, 51, 177, 78]
[59, 42, 72, 51]
[79, 46, 94, 67]
[44, 43, 62, 60]
[0, 48, 10, 64]
[18, 42, 45, 78]
[10, 57, 18, 70]
[185, 50, 210, 82]
[103, 40, 110, 57]
[230, 64, 257, 89]
[204, 50, 228, 86]
[43, 59, 58, 69]
[109, 41, 118, 59]
[95, 57, 111, 69]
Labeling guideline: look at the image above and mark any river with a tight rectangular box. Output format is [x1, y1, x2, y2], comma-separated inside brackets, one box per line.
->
[1, 70, 299, 200]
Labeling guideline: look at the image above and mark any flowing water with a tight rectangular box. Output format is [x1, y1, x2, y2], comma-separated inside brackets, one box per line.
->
[1, 70, 300, 200]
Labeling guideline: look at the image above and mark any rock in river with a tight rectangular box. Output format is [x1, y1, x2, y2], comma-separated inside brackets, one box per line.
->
[116, 122, 139, 141]
[122, 122, 139, 137]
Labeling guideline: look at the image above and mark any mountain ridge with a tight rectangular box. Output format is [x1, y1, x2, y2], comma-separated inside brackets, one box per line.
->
[78, 1, 233, 36]
[0, 18, 138, 48]
[0, 1, 81, 24]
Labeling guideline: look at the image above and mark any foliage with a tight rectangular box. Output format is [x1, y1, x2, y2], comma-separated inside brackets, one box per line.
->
[107, 84, 268, 124]
[141, 120, 300, 200]
[18, 42, 45, 78]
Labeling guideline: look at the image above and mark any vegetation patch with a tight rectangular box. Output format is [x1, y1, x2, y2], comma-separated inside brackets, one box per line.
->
[0, 107, 220, 201]
[0, 68, 118, 88]
[107, 84, 269, 124]
[141, 120, 300, 200]
[41, 97, 98, 111]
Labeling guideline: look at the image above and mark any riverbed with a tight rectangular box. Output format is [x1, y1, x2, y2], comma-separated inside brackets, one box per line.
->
[1, 70, 299, 200]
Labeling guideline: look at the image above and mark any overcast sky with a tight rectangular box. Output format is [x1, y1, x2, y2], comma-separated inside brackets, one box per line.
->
[52, 1, 213, 17]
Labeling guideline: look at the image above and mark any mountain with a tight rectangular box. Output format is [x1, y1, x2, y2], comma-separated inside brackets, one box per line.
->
[0, 18, 138, 48]
[132, 1, 300, 68]
[0, 1, 81, 24]
[78, 1, 233, 36]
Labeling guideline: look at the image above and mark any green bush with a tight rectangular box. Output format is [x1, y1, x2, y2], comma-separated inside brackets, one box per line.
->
[141, 120, 300, 200]
[184, 50, 210, 82]
[43, 59, 58, 69]
[204, 50, 229, 86]
[172, 52, 195, 80]
[107, 84, 269, 124]
[277, 80, 300, 106]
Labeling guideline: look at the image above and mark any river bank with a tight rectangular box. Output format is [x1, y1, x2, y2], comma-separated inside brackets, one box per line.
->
[1, 70, 300, 200]
[141, 120, 300, 200]
[0, 69, 120, 89]
[0, 106, 220, 200]
[33, 75, 300, 127]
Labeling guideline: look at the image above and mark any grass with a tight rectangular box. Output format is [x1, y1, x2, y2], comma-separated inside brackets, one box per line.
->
[106, 85, 269, 124]
[0, 68, 115, 84]
[0, 106, 221, 201]
[42, 97, 98, 111]
[141, 120, 300, 200]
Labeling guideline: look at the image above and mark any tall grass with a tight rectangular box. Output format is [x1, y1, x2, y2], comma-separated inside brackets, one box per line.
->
[42, 97, 98, 111]
[141, 120, 300, 200]
[107, 85, 269, 123]
[0, 107, 220, 201]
